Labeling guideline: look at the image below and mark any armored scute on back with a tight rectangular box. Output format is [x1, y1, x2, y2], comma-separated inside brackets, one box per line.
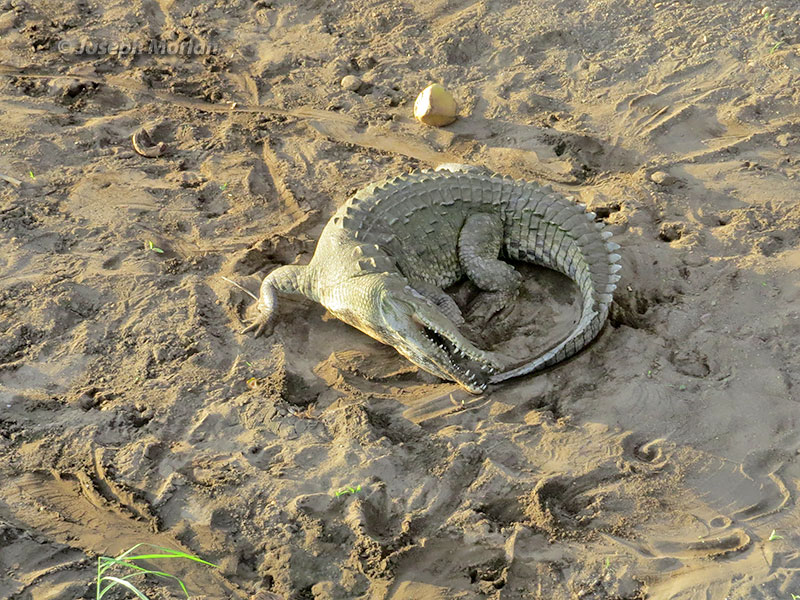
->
[245, 166, 621, 394]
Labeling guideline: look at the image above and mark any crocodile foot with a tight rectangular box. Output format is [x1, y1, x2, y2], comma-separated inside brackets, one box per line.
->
[465, 290, 518, 329]
[242, 312, 275, 338]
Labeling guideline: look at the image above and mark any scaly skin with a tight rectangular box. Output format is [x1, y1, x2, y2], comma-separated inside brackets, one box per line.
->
[244, 166, 621, 393]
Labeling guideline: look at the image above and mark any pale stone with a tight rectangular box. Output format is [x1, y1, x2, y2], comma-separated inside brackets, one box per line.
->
[413, 83, 457, 126]
[340, 75, 362, 92]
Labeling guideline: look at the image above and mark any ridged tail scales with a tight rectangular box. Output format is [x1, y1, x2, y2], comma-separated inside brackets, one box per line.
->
[491, 182, 621, 383]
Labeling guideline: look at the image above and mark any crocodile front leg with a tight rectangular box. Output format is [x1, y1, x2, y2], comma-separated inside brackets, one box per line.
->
[243, 264, 315, 337]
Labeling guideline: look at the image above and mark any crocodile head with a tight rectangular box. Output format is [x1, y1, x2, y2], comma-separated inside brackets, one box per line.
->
[329, 274, 501, 393]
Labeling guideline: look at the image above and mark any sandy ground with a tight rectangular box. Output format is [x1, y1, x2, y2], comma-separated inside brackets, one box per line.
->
[1, 0, 799, 598]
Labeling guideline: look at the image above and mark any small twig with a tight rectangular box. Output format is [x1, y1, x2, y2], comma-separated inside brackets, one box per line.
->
[0, 173, 22, 186]
[221, 276, 259, 301]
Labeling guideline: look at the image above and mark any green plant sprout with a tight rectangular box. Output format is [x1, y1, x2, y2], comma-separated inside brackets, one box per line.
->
[28, 170, 35, 179]
[96, 543, 217, 600]
[334, 484, 362, 497]
[768, 530, 783, 541]
[220, 182, 228, 191]
[769, 41, 784, 54]
[603, 556, 615, 576]
[145, 240, 164, 254]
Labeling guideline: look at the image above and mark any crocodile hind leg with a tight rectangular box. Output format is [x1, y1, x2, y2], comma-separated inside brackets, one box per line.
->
[458, 213, 521, 327]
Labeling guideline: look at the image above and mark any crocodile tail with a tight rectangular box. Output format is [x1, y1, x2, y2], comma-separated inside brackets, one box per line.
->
[490, 186, 621, 383]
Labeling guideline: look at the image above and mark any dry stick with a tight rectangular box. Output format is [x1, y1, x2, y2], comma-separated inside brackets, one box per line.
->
[221, 276, 259, 301]
[0, 173, 22, 186]
[131, 129, 166, 158]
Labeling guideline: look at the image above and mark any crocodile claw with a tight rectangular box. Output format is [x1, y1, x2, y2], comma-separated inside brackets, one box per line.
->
[242, 314, 274, 338]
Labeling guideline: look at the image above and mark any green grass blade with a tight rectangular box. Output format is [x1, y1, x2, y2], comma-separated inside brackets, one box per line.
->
[100, 564, 194, 599]
[140, 544, 216, 560]
[115, 543, 146, 560]
[110, 543, 217, 567]
[98, 576, 150, 600]
[98, 556, 116, 578]
[122, 551, 218, 567]
[97, 556, 102, 599]
[96, 543, 216, 599]
[122, 553, 217, 567]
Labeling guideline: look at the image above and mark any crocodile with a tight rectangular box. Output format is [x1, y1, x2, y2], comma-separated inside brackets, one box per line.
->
[244, 165, 621, 393]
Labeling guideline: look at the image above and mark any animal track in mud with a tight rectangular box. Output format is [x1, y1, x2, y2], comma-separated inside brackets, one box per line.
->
[474, 497, 526, 528]
[541, 131, 605, 181]
[608, 288, 656, 331]
[714, 203, 800, 257]
[0, 323, 37, 366]
[0, 204, 42, 233]
[9, 75, 50, 97]
[523, 475, 605, 539]
[1, 470, 239, 596]
[467, 556, 508, 591]
[100, 254, 122, 270]
[0, 417, 23, 440]
[227, 231, 315, 277]
[4, 470, 158, 548]
[621, 435, 671, 469]
[650, 529, 751, 559]
[344, 495, 416, 582]
[588, 198, 622, 220]
[681, 450, 793, 530]
[668, 349, 711, 378]
[314, 347, 423, 394]
[0, 518, 92, 599]
[658, 222, 684, 242]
